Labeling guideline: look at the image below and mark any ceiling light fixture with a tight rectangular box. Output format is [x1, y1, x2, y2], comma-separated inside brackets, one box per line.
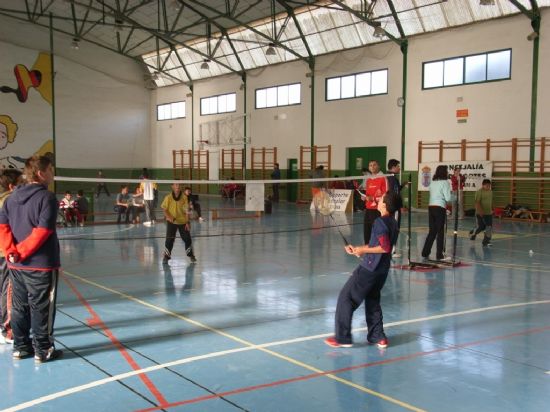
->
[373, 22, 385, 39]
[114, 18, 124, 33]
[479, 0, 495, 5]
[71, 38, 80, 50]
[266, 43, 277, 56]
[266, 0, 278, 57]
[202, 22, 212, 70]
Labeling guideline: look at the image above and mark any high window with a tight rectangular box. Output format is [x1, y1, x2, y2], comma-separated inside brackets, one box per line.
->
[423, 49, 511, 89]
[326, 69, 388, 101]
[255, 83, 301, 109]
[200, 93, 237, 116]
[157, 101, 185, 120]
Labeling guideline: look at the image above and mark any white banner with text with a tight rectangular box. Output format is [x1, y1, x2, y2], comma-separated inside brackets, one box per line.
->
[418, 161, 493, 191]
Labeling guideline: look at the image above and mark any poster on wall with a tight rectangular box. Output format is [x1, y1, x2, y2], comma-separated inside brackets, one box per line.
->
[418, 160, 493, 191]
[0, 49, 53, 169]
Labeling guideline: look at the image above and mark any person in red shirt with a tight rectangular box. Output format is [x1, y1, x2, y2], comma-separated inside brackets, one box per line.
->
[450, 168, 466, 219]
[362, 160, 387, 244]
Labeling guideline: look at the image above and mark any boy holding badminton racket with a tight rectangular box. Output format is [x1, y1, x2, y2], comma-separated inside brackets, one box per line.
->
[325, 191, 400, 349]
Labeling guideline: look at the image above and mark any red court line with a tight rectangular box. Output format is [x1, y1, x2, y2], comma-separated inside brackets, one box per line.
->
[62, 275, 170, 407]
[134, 324, 550, 412]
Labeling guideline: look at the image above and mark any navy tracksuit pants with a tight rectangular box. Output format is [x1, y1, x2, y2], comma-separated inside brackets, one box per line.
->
[335, 264, 389, 345]
[10, 268, 58, 355]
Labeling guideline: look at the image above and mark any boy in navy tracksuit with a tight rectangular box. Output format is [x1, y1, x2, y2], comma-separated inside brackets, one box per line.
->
[0, 156, 61, 362]
[325, 191, 399, 349]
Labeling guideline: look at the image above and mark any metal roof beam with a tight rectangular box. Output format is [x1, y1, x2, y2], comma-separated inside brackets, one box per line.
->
[92, 0, 240, 74]
[222, 28, 246, 73]
[276, 0, 314, 65]
[387, 0, 406, 39]
[329, 0, 402, 46]
[170, 44, 193, 82]
[179, 0, 308, 63]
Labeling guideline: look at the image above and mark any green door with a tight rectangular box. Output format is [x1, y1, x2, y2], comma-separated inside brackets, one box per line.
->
[287, 158, 298, 202]
[346, 147, 387, 176]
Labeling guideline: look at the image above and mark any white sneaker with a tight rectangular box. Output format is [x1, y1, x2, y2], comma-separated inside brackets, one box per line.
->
[392, 252, 402, 258]
[143, 221, 152, 227]
[198, 217, 205, 222]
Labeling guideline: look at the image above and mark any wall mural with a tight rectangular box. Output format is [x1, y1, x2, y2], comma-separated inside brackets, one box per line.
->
[0, 52, 53, 169]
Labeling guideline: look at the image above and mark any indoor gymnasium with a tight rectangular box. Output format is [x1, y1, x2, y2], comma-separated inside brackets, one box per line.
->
[0, 1, 549, 411]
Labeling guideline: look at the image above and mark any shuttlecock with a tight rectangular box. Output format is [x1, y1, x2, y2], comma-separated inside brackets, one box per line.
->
[529, 250, 534, 256]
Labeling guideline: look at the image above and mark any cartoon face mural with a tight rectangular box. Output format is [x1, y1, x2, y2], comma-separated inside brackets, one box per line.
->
[0, 115, 18, 150]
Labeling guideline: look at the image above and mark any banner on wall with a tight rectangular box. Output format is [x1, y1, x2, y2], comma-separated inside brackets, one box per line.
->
[418, 161, 493, 192]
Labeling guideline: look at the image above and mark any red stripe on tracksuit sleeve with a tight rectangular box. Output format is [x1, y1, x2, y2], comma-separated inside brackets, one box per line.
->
[378, 234, 392, 253]
[16, 227, 53, 262]
[0, 223, 17, 257]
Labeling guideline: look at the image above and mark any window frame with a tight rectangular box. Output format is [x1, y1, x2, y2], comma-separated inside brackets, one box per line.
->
[422, 48, 512, 90]
[200, 92, 237, 116]
[324, 68, 389, 102]
[156, 100, 186, 121]
[254, 82, 302, 110]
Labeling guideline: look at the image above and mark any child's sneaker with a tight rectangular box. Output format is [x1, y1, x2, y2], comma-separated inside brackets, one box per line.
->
[13, 348, 34, 359]
[368, 338, 389, 349]
[376, 339, 389, 349]
[34, 347, 63, 363]
[189, 255, 197, 263]
[482, 239, 492, 246]
[324, 337, 353, 348]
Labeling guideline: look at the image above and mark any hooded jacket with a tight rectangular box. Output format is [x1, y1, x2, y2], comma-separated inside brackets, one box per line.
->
[0, 183, 60, 270]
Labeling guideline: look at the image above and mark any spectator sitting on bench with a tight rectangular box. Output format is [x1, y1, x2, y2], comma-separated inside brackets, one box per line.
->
[59, 191, 82, 226]
[74, 190, 89, 226]
[222, 177, 239, 199]
[115, 185, 131, 224]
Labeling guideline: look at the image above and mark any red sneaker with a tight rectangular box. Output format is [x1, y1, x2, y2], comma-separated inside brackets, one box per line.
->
[369, 338, 388, 349]
[324, 337, 353, 348]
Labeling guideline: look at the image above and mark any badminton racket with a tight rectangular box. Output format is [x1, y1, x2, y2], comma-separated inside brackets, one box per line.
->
[317, 190, 350, 246]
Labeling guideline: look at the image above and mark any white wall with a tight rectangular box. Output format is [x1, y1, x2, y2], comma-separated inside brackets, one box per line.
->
[0, 16, 150, 169]
[314, 42, 403, 169]
[406, 13, 540, 166]
[151, 84, 192, 168]
[146, 10, 549, 172]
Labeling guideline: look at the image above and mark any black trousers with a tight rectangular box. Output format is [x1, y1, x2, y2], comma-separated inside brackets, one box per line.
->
[272, 183, 280, 203]
[96, 183, 110, 197]
[363, 209, 381, 244]
[0, 257, 12, 336]
[473, 214, 493, 240]
[164, 222, 193, 257]
[335, 265, 389, 344]
[422, 206, 447, 259]
[117, 205, 131, 223]
[10, 268, 58, 355]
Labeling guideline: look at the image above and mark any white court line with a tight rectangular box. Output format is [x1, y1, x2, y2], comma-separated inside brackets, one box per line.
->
[297, 308, 325, 314]
[5, 299, 550, 412]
